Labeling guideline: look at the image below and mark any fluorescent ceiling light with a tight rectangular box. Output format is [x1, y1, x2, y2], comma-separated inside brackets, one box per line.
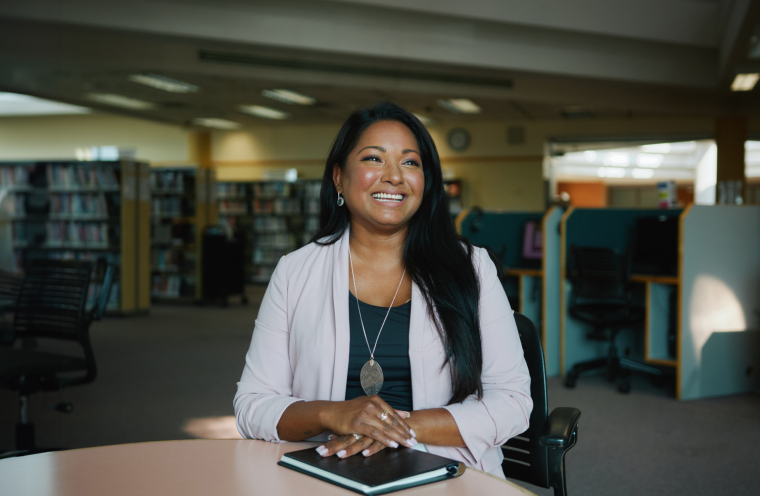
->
[603, 152, 630, 167]
[0, 92, 90, 116]
[413, 113, 434, 125]
[193, 117, 241, 130]
[239, 105, 289, 120]
[87, 93, 155, 110]
[583, 151, 597, 162]
[641, 143, 671, 153]
[731, 73, 759, 91]
[261, 89, 315, 105]
[597, 167, 626, 178]
[437, 98, 481, 114]
[129, 74, 199, 93]
[636, 154, 664, 168]
[631, 168, 655, 179]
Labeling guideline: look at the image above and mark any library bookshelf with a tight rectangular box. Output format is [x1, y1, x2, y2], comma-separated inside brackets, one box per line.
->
[0, 160, 151, 315]
[216, 180, 321, 283]
[149, 166, 214, 301]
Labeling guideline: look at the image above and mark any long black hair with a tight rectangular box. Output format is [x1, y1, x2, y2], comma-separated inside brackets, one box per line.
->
[311, 102, 483, 404]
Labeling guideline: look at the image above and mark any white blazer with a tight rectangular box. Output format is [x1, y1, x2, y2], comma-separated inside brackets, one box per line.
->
[234, 229, 532, 476]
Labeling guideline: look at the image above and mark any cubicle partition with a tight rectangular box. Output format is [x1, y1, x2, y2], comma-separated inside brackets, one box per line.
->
[458, 207, 564, 376]
[560, 205, 760, 400]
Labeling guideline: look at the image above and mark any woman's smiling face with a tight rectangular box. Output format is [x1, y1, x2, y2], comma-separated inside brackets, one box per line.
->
[333, 120, 425, 232]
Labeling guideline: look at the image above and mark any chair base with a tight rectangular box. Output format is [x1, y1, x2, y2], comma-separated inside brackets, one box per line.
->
[564, 348, 666, 394]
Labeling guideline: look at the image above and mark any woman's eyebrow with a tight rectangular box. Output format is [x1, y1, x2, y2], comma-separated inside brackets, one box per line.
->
[356, 145, 420, 156]
[357, 145, 385, 154]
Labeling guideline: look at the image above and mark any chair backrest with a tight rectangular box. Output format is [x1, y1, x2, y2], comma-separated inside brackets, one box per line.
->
[13, 260, 93, 341]
[0, 269, 24, 302]
[568, 246, 628, 301]
[501, 313, 550, 489]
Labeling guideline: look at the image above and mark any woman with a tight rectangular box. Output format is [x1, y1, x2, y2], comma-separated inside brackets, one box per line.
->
[234, 102, 532, 478]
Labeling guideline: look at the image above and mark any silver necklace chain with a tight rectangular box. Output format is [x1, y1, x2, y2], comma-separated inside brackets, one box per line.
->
[348, 245, 406, 361]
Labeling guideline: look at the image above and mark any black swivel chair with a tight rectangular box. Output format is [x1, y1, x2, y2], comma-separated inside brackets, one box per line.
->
[503, 313, 581, 496]
[0, 260, 115, 455]
[564, 246, 664, 393]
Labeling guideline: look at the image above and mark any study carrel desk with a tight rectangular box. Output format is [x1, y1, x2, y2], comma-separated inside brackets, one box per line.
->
[0, 440, 537, 496]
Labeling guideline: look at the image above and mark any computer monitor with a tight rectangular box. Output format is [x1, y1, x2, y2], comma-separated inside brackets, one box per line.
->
[631, 215, 679, 276]
[522, 220, 543, 261]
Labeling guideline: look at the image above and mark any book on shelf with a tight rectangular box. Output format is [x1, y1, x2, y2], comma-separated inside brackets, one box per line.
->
[150, 170, 187, 193]
[219, 200, 247, 215]
[278, 446, 464, 495]
[217, 183, 246, 199]
[0, 165, 31, 187]
[45, 221, 110, 247]
[46, 164, 119, 190]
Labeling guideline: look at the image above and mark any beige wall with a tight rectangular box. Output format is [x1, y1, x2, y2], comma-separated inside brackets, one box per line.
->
[0, 113, 189, 163]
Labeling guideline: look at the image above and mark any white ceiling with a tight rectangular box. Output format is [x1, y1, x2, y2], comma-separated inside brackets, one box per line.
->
[0, 0, 758, 126]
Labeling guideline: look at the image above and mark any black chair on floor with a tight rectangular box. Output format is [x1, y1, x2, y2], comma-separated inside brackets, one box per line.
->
[564, 246, 663, 393]
[0, 260, 115, 456]
[502, 313, 581, 496]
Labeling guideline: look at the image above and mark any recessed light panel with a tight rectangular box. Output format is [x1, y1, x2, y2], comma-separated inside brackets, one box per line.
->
[0, 92, 90, 116]
[239, 105, 290, 120]
[437, 98, 481, 114]
[261, 89, 316, 105]
[731, 73, 759, 91]
[86, 93, 155, 110]
[412, 113, 434, 124]
[129, 74, 199, 93]
[192, 117, 241, 130]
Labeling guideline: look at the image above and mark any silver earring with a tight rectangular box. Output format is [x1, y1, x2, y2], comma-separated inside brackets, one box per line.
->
[337, 192, 345, 207]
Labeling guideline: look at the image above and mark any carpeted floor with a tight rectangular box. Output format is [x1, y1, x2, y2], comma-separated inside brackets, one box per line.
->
[1, 290, 758, 495]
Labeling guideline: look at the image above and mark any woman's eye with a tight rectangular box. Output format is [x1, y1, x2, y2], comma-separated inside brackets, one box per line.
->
[404, 160, 420, 167]
[361, 155, 382, 163]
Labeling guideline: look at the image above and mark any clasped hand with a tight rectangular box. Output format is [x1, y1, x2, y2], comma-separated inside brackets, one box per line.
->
[316, 396, 417, 459]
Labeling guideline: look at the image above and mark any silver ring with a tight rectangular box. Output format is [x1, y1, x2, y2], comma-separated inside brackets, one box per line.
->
[352, 433, 362, 440]
[380, 411, 389, 422]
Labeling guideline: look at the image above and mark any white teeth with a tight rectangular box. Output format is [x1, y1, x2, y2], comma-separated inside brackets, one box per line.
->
[372, 193, 404, 201]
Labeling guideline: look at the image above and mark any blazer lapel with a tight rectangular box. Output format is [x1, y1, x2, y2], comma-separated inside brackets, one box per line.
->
[409, 280, 428, 410]
[331, 229, 351, 401]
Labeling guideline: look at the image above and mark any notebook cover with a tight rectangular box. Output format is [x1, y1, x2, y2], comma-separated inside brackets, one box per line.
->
[278, 446, 465, 495]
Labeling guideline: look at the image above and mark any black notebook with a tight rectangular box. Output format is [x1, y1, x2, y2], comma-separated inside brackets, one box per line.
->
[278, 446, 465, 495]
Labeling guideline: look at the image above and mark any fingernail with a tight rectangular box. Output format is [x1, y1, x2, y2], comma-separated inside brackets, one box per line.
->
[337, 450, 347, 458]
[362, 449, 370, 457]
[409, 439, 418, 447]
[389, 441, 399, 448]
[316, 446, 328, 456]
[327, 435, 334, 440]
[410, 429, 416, 438]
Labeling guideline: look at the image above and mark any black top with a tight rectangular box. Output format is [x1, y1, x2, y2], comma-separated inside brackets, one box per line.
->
[345, 292, 413, 411]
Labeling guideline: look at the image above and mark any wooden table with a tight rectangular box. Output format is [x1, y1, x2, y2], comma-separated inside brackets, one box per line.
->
[0, 440, 537, 496]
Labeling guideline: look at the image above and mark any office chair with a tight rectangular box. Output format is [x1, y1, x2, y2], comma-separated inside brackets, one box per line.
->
[503, 313, 581, 496]
[564, 246, 663, 393]
[0, 269, 23, 345]
[0, 260, 115, 456]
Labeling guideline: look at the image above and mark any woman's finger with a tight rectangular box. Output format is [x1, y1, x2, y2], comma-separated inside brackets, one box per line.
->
[395, 410, 410, 419]
[361, 440, 387, 457]
[335, 435, 374, 459]
[317, 435, 363, 457]
[367, 397, 415, 445]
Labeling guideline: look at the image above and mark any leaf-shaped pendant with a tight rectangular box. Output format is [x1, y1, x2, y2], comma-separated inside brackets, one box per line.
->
[360, 359, 384, 396]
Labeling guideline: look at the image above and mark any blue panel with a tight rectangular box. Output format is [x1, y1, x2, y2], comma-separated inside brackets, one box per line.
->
[460, 211, 544, 269]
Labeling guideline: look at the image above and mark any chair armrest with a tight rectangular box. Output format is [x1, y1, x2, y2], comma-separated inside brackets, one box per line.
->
[539, 407, 581, 449]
